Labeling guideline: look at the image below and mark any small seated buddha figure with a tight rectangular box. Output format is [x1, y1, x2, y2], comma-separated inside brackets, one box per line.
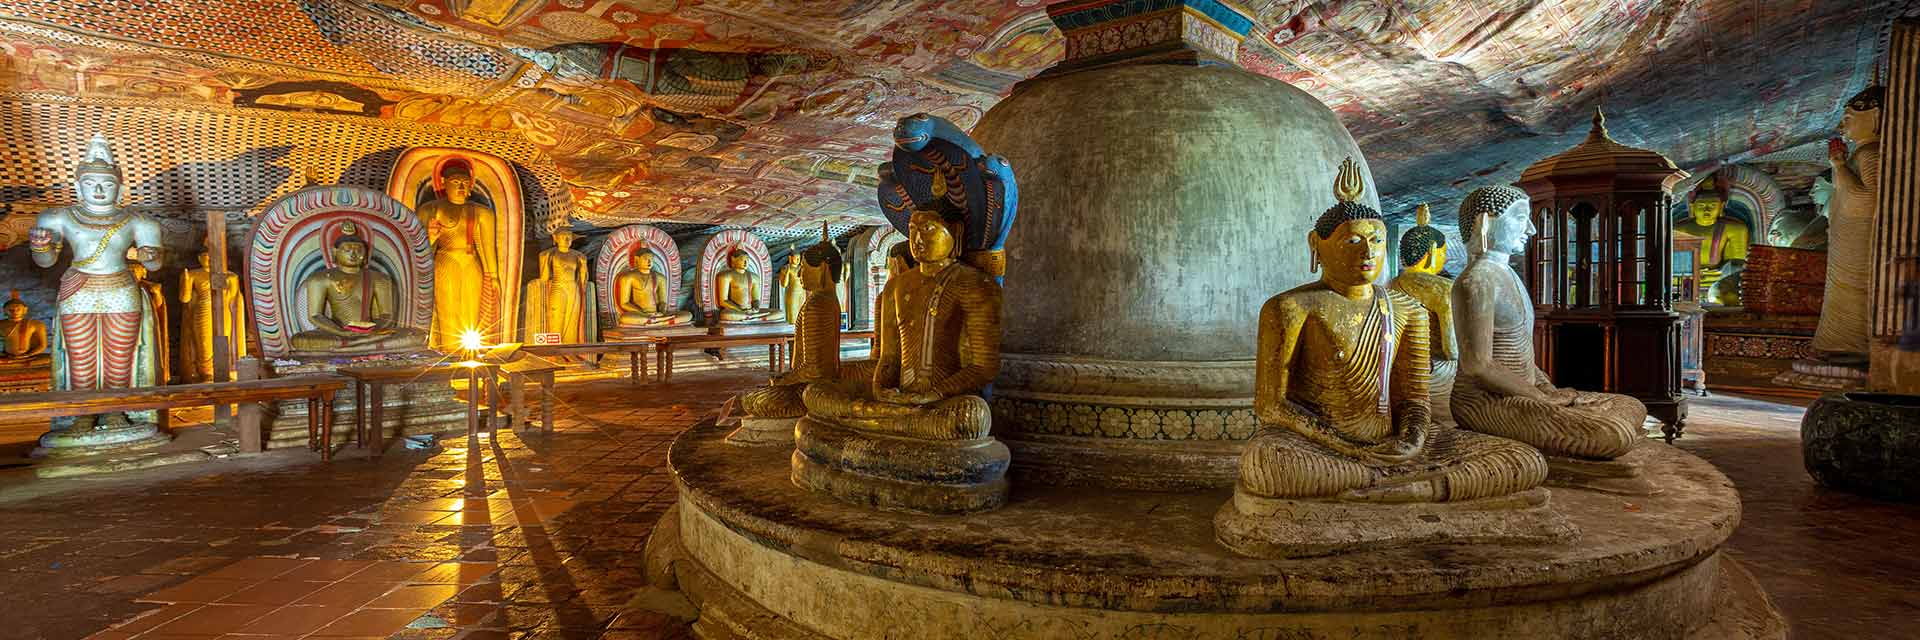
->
[0, 291, 50, 366]
[1388, 204, 1458, 427]
[1672, 176, 1750, 299]
[1215, 160, 1565, 559]
[791, 200, 1008, 514]
[731, 227, 845, 446]
[615, 250, 694, 328]
[714, 249, 778, 323]
[1451, 185, 1654, 494]
[289, 223, 428, 356]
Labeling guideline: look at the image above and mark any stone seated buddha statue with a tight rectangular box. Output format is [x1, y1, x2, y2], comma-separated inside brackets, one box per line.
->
[289, 224, 428, 356]
[1673, 176, 1749, 302]
[1214, 160, 1568, 559]
[732, 227, 847, 446]
[714, 249, 779, 323]
[791, 201, 1008, 514]
[1388, 203, 1457, 427]
[615, 250, 693, 328]
[0, 290, 50, 367]
[1450, 186, 1654, 494]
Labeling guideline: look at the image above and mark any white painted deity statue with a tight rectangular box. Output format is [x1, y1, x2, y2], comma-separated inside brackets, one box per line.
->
[28, 134, 165, 431]
[1812, 85, 1883, 361]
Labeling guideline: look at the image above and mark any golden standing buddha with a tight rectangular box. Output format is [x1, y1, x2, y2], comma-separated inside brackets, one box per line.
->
[178, 252, 246, 383]
[1450, 185, 1653, 493]
[780, 254, 804, 325]
[421, 165, 499, 350]
[792, 200, 1008, 514]
[1389, 204, 1457, 426]
[0, 291, 50, 365]
[1216, 160, 1565, 559]
[732, 227, 846, 445]
[523, 229, 595, 343]
[129, 261, 168, 386]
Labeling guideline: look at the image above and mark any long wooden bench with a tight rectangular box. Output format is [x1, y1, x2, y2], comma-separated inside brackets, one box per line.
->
[0, 376, 349, 456]
[523, 339, 665, 383]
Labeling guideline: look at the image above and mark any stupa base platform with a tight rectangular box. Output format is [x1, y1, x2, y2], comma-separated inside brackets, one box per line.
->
[642, 419, 1784, 640]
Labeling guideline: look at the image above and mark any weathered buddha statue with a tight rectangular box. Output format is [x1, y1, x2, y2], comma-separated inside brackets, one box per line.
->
[30, 134, 166, 431]
[1450, 185, 1653, 492]
[1673, 176, 1750, 297]
[421, 164, 499, 351]
[714, 249, 778, 322]
[524, 229, 594, 343]
[732, 227, 846, 446]
[1215, 161, 1564, 559]
[130, 261, 169, 385]
[0, 291, 50, 365]
[615, 250, 694, 327]
[1389, 203, 1457, 426]
[792, 199, 1008, 513]
[1811, 85, 1882, 364]
[780, 253, 804, 325]
[288, 223, 428, 355]
[179, 252, 246, 383]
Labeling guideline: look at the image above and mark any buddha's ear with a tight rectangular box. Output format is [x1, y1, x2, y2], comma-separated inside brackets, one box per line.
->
[1305, 230, 1320, 274]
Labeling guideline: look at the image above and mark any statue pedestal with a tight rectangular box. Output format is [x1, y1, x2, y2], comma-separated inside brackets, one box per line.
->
[261, 353, 466, 450]
[1773, 357, 1868, 392]
[642, 420, 1784, 639]
[31, 418, 171, 459]
[1801, 392, 1920, 500]
[0, 358, 52, 394]
[603, 325, 704, 342]
[708, 319, 789, 337]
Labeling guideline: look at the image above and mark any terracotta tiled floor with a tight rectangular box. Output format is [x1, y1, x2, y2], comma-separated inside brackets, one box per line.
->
[1, 371, 1915, 639]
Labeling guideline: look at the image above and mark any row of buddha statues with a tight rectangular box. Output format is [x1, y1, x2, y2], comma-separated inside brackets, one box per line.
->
[720, 114, 1652, 559]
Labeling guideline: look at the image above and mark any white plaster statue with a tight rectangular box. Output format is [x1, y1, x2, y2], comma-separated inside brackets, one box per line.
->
[1812, 85, 1882, 361]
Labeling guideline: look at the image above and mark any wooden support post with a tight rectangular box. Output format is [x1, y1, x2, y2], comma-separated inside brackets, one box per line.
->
[206, 212, 232, 421]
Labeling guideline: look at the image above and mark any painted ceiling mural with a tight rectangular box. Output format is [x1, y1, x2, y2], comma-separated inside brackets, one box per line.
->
[0, 0, 1908, 230]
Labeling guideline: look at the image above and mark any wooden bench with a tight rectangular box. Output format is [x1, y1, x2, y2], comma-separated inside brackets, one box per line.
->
[335, 363, 501, 459]
[495, 359, 567, 433]
[523, 339, 665, 384]
[0, 376, 348, 457]
[655, 332, 795, 382]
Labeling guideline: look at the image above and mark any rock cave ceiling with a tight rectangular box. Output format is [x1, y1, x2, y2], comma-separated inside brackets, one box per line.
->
[0, 0, 1909, 231]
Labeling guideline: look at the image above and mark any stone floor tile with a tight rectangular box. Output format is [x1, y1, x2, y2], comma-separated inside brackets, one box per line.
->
[292, 581, 399, 609]
[231, 604, 354, 636]
[138, 577, 259, 604]
[143, 603, 281, 635]
[214, 579, 332, 606]
[308, 608, 431, 637]
[367, 583, 462, 609]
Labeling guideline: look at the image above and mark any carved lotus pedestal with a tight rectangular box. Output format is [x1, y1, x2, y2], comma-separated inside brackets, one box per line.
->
[639, 420, 1784, 639]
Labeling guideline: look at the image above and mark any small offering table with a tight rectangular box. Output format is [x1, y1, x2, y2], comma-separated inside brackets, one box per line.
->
[497, 359, 566, 433]
[337, 362, 501, 458]
[524, 339, 666, 384]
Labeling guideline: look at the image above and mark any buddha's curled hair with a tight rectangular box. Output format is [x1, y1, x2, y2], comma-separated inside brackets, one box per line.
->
[1398, 204, 1448, 267]
[1458, 185, 1528, 246]
[800, 224, 844, 283]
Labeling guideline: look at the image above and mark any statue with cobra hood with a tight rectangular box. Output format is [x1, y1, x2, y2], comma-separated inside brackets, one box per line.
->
[1450, 185, 1656, 494]
[790, 113, 1017, 514]
[1215, 160, 1568, 559]
[27, 134, 171, 454]
[730, 226, 847, 446]
[1389, 203, 1457, 427]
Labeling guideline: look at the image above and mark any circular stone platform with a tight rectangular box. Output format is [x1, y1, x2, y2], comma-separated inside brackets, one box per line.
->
[644, 420, 1786, 639]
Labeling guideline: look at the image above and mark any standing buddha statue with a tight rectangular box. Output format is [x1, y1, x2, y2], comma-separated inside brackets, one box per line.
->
[0, 291, 50, 365]
[29, 134, 168, 436]
[179, 252, 246, 383]
[714, 249, 778, 322]
[1215, 160, 1565, 559]
[792, 199, 1008, 514]
[1450, 185, 1654, 494]
[1672, 176, 1750, 301]
[615, 250, 694, 328]
[1388, 203, 1457, 426]
[1811, 85, 1882, 364]
[731, 226, 845, 445]
[523, 229, 595, 343]
[130, 261, 169, 386]
[780, 253, 804, 325]
[421, 164, 499, 350]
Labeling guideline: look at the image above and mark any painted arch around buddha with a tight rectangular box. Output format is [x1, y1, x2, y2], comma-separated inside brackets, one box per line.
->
[386, 147, 526, 342]
[694, 229, 773, 314]
[594, 224, 683, 324]
[248, 186, 433, 358]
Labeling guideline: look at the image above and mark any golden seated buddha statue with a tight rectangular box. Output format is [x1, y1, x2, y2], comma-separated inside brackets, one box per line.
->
[732, 227, 847, 445]
[1451, 186, 1654, 494]
[0, 290, 50, 367]
[1215, 160, 1570, 559]
[714, 249, 779, 323]
[288, 224, 428, 357]
[1388, 203, 1457, 427]
[791, 202, 1008, 514]
[614, 250, 694, 328]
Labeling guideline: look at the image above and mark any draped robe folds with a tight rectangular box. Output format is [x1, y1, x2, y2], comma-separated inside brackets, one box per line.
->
[1812, 142, 1879, 355]
[52, 269, 159, 424]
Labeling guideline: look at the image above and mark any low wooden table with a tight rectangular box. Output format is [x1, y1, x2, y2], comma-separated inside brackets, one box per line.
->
[523, 339, 665, 384]
[656, 332, 796, 383]
[496, 359, 566, 433]
[336, 362, 500, 458]
[0, 376, 348, 458]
